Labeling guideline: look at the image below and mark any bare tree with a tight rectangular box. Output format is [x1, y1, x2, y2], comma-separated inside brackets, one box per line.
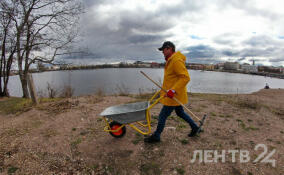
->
[1, 0, 82, 98]
[0, 2, 16, 97]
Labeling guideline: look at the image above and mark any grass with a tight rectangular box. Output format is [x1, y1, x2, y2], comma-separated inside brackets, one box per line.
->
[86, 96, 102, 104]
[214, 141, 223, 149]
[270, 108, 284, 116]
[132, 92, 157, 101]
[236, 119, 259, 131]
[179, 139, 189, 145]
[1, 120, 42, 138]
[90, 164, 99, 171]
[225, 114, 233, 118]
[152, 115, 158, 120]
[0, 97, 32, 115]
[230, 140, 237, 145]
[190, 93, 262, 111]
[219, 114, 233, 118]
[247, 119, 253, 122]
[101, 164, 115, 174]
[60, 85, 74, 98]
[188, 93, 228, 101]
[97, 118, 103, 122]
[230, 97, 261, 110]
[177, 123, 187, 130]
[246, 126, 259, 131]
[94, 88, 105, 97]
[0, 96, 65, 115]
[70, 138, 82, 148]
[115, 83, 131, 96]
[247, 172, 253, 175]
[132, 133, 143, 145]
[7, 166, 19, 174]
[176, 166, 185, 175]
[41, 128, 58, 138]
[140, 162, 161, 175]
[38, 97, 62, 103]
[236, 119, 246, 130]
[36, 99, 79, 115]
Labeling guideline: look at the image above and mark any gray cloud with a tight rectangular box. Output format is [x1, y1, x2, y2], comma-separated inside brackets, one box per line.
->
[237, 57, 246, 61]
[128, 34, 162, 44]
[82, 0, 114, 7]
[243, 35, 280, 47]
[213, 33, 240, 46]
[186, 45, 218, 59]
[74, 1, 182, 60]
[67, 0, 284, 66]
[240, 47, 278, 57]
[269, 58, 284, 63]
[214, 38, 233, 45]
[157, 1, 205, 18]
[76, 0, 210, 61]
[215, 0, 281, 21]
[184, 45, 221, 64]
[222, 49, 240, 57]
[184, 43, 284, 64]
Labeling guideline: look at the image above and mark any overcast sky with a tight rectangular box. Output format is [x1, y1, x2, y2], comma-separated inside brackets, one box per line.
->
[69, 0, 284, 66]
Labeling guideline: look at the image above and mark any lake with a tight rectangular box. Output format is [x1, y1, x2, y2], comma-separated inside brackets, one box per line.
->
[7, 68, 284, 97]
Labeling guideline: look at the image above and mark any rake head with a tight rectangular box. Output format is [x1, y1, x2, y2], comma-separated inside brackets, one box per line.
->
[197, 114, 208, 133]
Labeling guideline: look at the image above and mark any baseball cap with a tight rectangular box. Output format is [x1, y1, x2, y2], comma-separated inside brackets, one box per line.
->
[158, 41, 175, 51]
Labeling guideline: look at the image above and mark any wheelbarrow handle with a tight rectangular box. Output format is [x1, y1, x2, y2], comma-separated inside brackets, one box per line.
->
[140, 71, 201, 121]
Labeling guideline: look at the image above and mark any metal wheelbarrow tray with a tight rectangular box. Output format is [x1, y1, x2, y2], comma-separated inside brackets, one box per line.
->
[100, 101, 150, 124]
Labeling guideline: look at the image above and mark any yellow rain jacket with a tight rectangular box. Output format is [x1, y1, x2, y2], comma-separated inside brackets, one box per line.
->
[160, 51, 190, 106]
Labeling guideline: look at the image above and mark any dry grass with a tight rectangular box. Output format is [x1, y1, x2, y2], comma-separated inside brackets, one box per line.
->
[115, 83, 130, 96]
[60, 85, 74, 98]
[0, 97, 32, 115]
[36, 99, 79, 115]
[47, 83, 58, 98]
[94, 88, 105, 97]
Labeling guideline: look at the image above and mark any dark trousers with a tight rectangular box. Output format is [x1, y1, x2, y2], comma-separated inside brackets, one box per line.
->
[153, 105, 198, 139]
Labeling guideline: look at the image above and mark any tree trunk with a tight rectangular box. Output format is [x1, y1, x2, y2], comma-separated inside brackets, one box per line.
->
[19, 72, 29, 98]
[3, 71, 11, 97]
[2, 84, 9, 97]
[27, 74, 38, 104]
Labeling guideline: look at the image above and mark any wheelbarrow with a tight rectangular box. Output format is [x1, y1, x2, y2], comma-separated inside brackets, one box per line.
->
[100, 71, 208, 138]
[100, 90, 163, 138]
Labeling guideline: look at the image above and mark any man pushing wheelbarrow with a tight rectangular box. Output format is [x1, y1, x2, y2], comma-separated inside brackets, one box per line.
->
[143, 41, 207, 143]
[100, 41, 207, 142]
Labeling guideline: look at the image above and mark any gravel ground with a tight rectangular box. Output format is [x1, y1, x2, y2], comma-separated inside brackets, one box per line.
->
[0, 89, 283, 174]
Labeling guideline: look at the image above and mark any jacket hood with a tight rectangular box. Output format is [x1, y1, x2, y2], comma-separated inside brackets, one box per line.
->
[168, 51, 186, 62]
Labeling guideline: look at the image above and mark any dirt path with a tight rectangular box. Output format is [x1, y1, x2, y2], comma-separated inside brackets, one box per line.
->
[0, 89, 283, 174]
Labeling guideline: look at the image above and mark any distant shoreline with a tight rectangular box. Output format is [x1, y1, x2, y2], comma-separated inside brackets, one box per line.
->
[9, 66, 283, 79]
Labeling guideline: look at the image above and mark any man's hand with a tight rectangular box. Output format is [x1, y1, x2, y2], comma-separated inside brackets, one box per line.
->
[166, 89, 175, 98]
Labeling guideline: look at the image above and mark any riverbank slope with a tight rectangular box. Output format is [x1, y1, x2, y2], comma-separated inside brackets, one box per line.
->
[0, 89, 283, 174]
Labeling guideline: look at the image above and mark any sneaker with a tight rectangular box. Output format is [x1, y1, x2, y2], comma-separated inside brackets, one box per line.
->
[144, 135, 160, 143]
[188, 127, 200, 137]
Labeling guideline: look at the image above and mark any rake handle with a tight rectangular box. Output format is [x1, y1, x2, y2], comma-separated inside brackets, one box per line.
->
[140, 71, 201, 121]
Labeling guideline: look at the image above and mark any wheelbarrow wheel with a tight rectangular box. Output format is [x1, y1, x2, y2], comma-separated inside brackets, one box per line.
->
[109, 121, 126, 138]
